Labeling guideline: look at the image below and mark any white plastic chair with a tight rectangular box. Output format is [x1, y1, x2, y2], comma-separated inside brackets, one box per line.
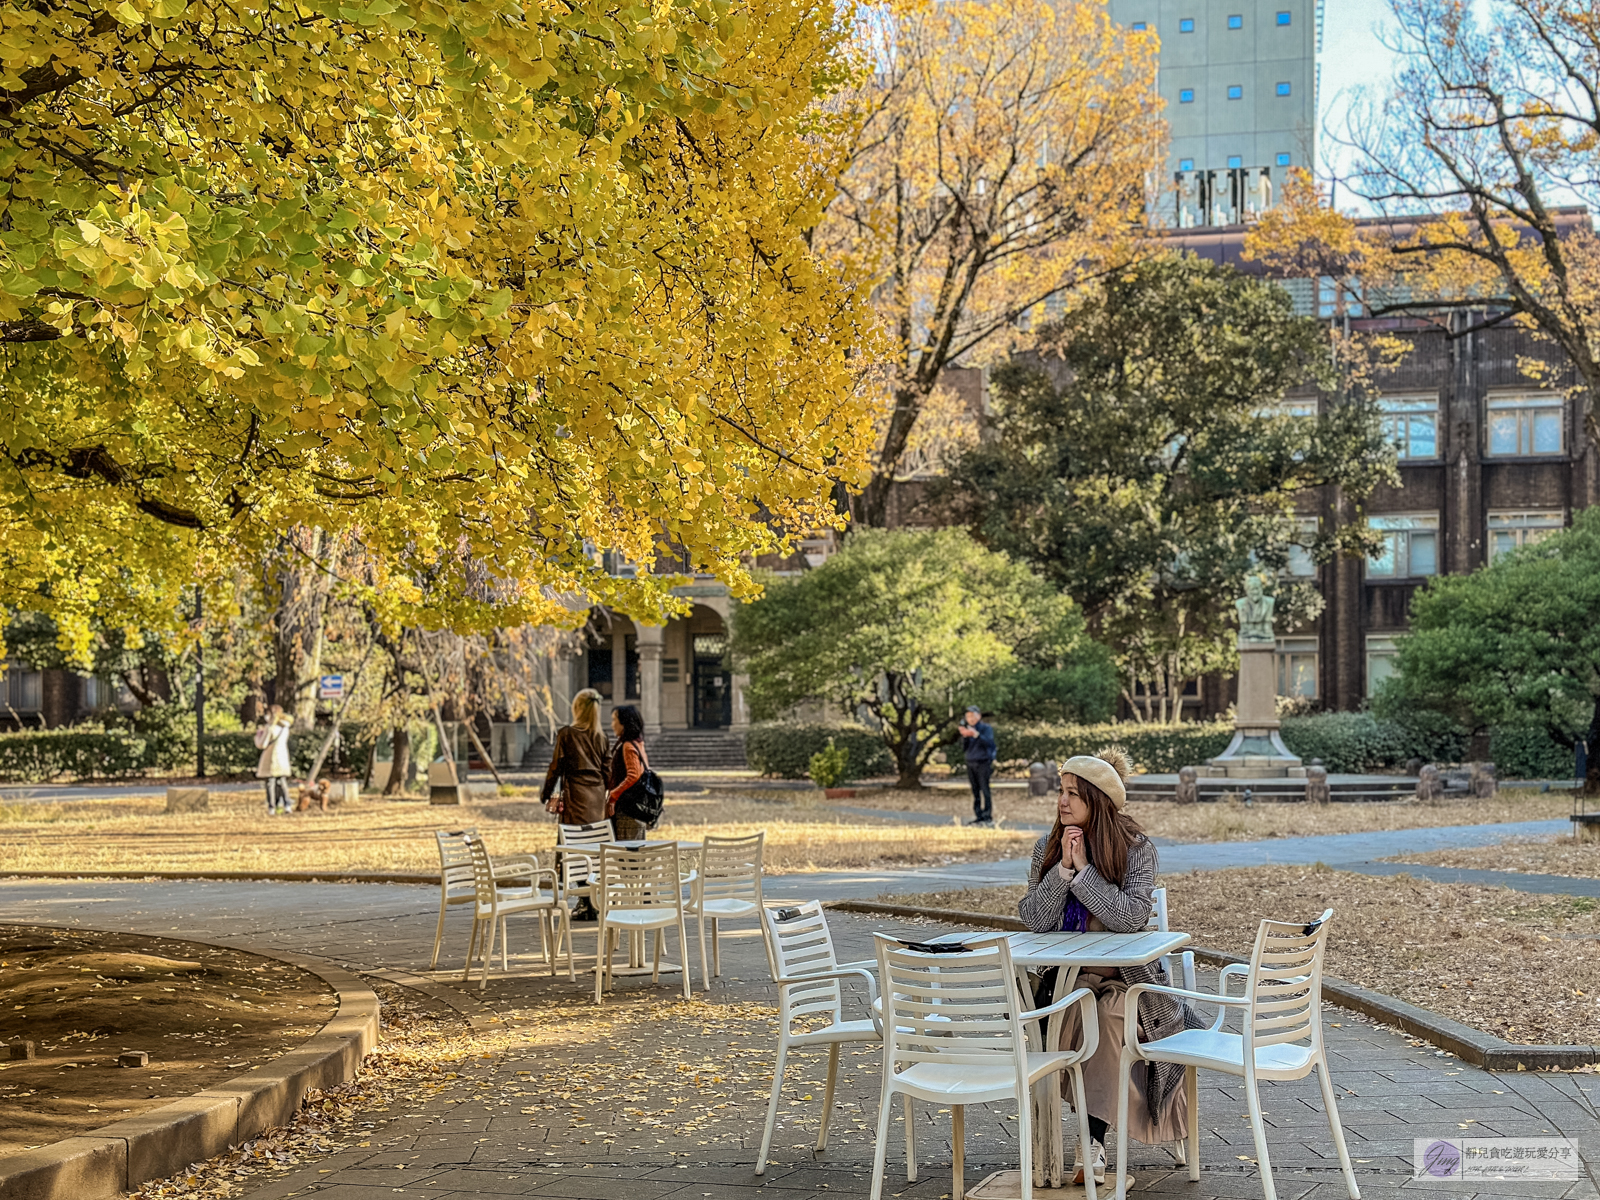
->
[756, 901, 883, 1174]
[593, 841, 692, 1003]
[1113, 908, 1358, 1200]
[1149, 886, 1197, 991]
[430, 828, 539, 970]
[869, 933, 1102, 1200]
[685, 832, 765, 988]
[462, 836, 569, 989]
[556, 819, 615, 911]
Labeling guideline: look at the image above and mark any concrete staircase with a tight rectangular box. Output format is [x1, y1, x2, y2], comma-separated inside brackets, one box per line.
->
[517, 728, 749, 774]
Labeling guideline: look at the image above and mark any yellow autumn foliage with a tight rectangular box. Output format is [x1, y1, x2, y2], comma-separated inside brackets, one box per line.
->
[0, 0, 882, 661]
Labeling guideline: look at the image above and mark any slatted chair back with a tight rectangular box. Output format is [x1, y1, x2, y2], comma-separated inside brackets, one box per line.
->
[598, 841, 682, 916]
[697, 832, 764, 906]
[436, 828, 478, 891]
[1245, 907, 1334, 1055]
[763, 901, 846, 1030]
[557, 819, 614, 890]
[873, 933, 1025, 1076]
[464, 835, 502, 916]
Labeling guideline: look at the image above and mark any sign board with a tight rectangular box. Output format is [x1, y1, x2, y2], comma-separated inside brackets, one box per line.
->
[318, 674, 344, 700]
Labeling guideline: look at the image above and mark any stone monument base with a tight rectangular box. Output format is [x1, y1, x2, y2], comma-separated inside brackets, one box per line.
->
[1203, 641, 1303, 778]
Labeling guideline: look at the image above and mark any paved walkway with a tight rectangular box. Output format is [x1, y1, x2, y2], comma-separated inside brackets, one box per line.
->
[1, 875, 1596, 1199]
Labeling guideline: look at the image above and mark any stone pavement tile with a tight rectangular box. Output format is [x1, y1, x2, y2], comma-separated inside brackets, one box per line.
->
[290, 1188, 454, 1200]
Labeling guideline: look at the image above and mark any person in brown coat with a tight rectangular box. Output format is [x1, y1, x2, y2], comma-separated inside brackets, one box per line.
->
[541, 688, 609, 827]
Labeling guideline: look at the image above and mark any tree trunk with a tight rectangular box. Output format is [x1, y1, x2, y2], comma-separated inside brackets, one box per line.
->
[1585, 694, 1600, 797]
[272, 526, 339, 731]
[383, 726, 411, 796]
[856, 380, 935, 529]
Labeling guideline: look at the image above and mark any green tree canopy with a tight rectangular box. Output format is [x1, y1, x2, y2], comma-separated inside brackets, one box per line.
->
[940, 253, 1396, 722]
[730, 527, 1114, 787]
[1374, 507, 1600, 794]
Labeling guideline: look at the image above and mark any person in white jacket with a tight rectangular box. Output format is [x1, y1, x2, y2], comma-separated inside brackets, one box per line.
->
[254, 706, 294, 815]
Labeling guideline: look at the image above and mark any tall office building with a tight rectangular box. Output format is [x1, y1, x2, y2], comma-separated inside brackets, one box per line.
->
[1108, 0, 1320, 226]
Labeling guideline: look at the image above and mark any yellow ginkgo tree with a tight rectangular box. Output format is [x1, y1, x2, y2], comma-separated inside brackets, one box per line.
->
[0, 0, 880, 662]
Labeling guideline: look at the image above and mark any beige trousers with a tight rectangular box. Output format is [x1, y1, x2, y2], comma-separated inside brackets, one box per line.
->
[1056, 971, 1189, 1145]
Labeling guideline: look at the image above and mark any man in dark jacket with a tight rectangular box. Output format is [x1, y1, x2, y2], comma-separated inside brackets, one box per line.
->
[957, 705, 996, 825]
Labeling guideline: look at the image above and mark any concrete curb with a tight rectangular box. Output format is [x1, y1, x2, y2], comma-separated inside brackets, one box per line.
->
[0, 933, 379, 1200]
[2, 869, 432, 885]
[826, 899, 1600, 1072]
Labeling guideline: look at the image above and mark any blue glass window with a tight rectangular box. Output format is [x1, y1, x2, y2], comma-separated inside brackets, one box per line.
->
[1132, 21, 1147, 30]
[1179, 17, 1195, 31]
[1277, 10, 1291, 24]
[1227, 14, 1243, 27]
[1227, 84, 1243, 99]
[1276, 152, 1291, 166]
[1178, 158, 1195, 171]
[1227, 155, 1243, 169]
[1179, 89, 1195, 103]
[1276, 81, 1292, 96]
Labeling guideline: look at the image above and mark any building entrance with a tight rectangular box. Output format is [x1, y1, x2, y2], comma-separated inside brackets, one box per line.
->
[691, 634, 732, 729]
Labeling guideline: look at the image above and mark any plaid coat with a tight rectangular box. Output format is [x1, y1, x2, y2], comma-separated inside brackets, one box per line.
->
[1018, 834, 1203, 1125]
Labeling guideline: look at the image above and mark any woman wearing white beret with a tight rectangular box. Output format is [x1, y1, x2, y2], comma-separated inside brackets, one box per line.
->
[1018, 748, 1203, 1185]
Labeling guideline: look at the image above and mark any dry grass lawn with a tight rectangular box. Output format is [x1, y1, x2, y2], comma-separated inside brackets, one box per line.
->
[829, 786, 1573, 842]
[883, 866, 1600, 1046]
[0, 788, 1035, 877]
[1391, 834, 1600, 879]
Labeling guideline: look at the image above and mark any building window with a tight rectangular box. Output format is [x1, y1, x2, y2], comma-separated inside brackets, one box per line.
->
[586, 636, 614, 698]
[1379, 394, 1439, 460]
[1276, 152, 1291, 166]
[1178, 157, 1195, 171]
[1486, 392, 1565, 456]
[1132, 21, 1147, 30]
[1285, 516, 1319, 577]
[1179, 89, 1195, 103]
[1275, 81, 1292, 96]
[1277, 10, 1292, 24]
[1179, 17, 1195, 32]
[1227, 154, 1243, 168]
[1227, 13, 1243, 28]
[1487, 511, 1564, 563]
[1365, 635, 1399, 698]
[661, 657, 681, 684]
[1227, 84, 1243, 100]
[1276, 638, 1319, 699]
[4, 663, 42, 713]
[1367, 514, 1439, 579]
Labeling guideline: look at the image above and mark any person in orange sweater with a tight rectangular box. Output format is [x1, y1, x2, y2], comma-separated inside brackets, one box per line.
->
[606, 705, 651, 841]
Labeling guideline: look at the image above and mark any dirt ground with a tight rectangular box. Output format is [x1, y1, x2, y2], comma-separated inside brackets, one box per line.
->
[884, 864, 1600, 1047]
[0, 789, 1036, 876]
[0, 925, 336, 1156]
[832, 785, 1573, 843]
[1390, 834, 1600, 878]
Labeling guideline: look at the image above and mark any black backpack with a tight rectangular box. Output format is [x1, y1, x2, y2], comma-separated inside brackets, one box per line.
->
[616, 743, 665, 828]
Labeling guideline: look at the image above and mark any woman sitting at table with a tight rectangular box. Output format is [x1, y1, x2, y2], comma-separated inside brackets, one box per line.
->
[1018, 749, 1202, 1186]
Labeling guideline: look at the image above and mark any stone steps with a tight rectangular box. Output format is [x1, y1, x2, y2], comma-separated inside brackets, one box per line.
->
[517, 729, 749, 773]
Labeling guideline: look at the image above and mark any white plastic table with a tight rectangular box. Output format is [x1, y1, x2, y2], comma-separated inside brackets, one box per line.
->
[929, 929, 1192, 1188]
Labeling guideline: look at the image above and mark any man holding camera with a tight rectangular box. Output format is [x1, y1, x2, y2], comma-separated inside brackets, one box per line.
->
[957, 705, 997, 825]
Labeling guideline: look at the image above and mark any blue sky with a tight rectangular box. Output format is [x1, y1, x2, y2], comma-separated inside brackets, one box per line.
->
[1318, 0, 1402, 205]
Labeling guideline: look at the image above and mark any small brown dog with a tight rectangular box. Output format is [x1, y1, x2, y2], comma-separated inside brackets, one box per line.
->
[294, 778, 332, 812]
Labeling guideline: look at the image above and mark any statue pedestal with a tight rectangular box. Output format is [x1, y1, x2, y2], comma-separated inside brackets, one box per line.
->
[1205, 642, 1303, 779]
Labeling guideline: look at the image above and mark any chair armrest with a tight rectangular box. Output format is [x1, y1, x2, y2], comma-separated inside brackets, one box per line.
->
[1018, 984, 1094, 1025]
[836, 957, 877, 971]
[1122, 981, 1249, 1059]
[1020, 985, 1099, 1063]
[778, 967, 881, 1034]
[1209, 964, 1250, 1030]
[493, 854, 539, 878]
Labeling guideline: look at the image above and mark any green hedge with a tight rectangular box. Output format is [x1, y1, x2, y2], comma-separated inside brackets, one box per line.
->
[994, 721, 1235, 773]
[1489, 727, 1577, 781]
[745, 722, 894, 781]
[1277, 712, 1465, 774]
[0, 729, 147, 782]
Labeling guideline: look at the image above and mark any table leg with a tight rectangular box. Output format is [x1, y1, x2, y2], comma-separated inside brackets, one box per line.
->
[952, 1104, 965, 1200]
[1030, 965, 1080, 1189]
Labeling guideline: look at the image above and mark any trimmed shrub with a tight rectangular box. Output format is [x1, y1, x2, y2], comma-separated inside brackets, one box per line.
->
[1489, 726, 1576, 781]
[994, 721, 1234, 774]
[745, 722, 893, 781]
[1278, 711, 1466, 773]
[0, 728, 147, 781]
